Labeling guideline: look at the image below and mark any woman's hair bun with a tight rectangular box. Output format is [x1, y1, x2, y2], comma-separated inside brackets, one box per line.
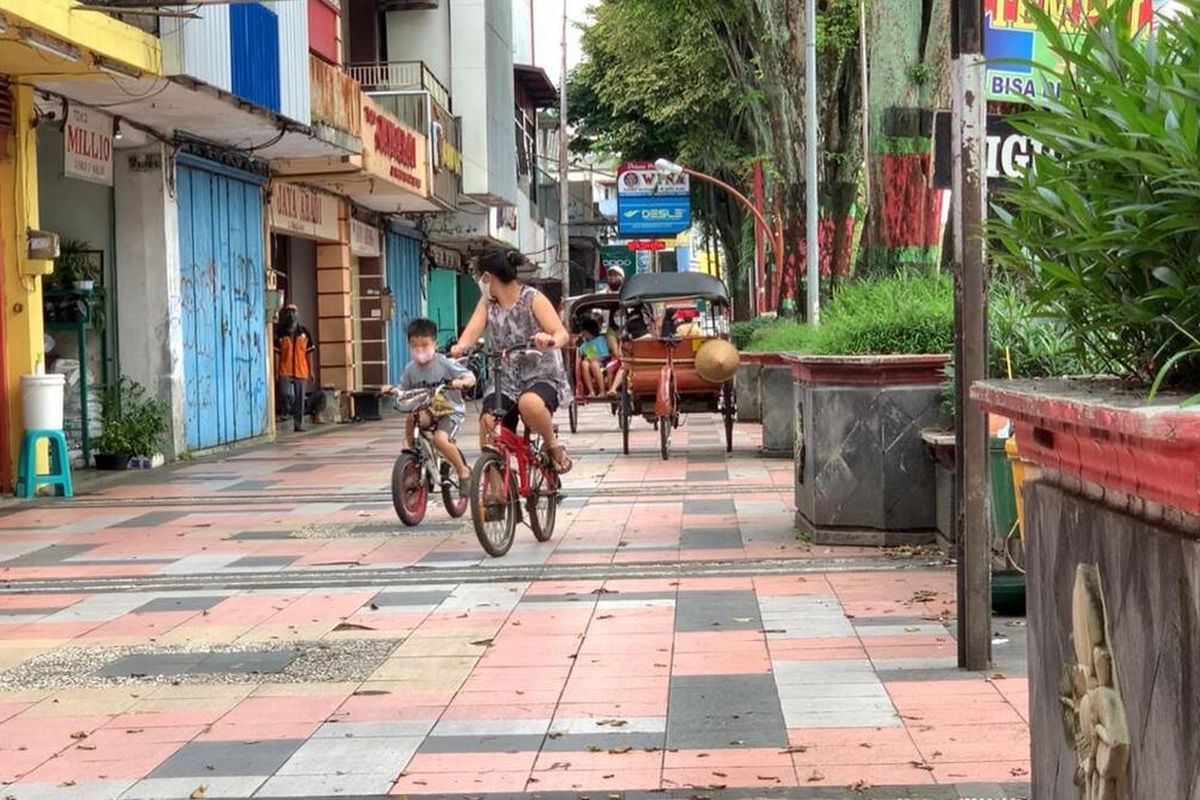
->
[507, 251, 524, 268]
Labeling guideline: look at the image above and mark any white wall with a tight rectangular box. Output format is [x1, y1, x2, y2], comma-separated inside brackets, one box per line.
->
[161, 4, 233, 91]
[386, 4, 454, 91]
[449, 0, 518, 205]
[512, 0, 533, 63]
[114, 146, 187, 459]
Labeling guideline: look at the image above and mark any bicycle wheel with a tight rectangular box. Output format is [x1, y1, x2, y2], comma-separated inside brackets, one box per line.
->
[619, 388, 632, 455]
[568, 401, 579, 434]
[470, 451, 516, 557]
[659, 413, 671, 461]
[528, 459, 560, 542]
[440, 452, 469, 518]
[391, 452, 428, 526]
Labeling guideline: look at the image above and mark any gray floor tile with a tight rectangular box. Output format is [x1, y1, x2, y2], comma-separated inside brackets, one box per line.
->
[120, 776, 267, 800]
[120, 511, 189, 528]
[275, 736, 422, 775]
[228, 531, 296, 541]
[680, 528, 743, 550]
[225, 556, 298, 569]
[94, 653, 206, 678]
[133, 596, 227, 614]
[371, 590, 454, 607]
[683, 499, 736, 515]
[1, 544, 94, 566]
[675, 591, 763, 632]
[255, 773, 398, 797]
[224, 481, 278, 492]
[667, 674, 786, 748]
[149, 740, 305, 778]
[541, 731, 665, 752]
[192, 650, 299, 675]
[417, 734, 545, 753]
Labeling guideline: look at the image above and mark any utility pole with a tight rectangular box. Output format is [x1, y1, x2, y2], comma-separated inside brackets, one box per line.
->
[951, 0, 991, 671]
[804, 0, 820, 324]
[557, 0, 571, 301]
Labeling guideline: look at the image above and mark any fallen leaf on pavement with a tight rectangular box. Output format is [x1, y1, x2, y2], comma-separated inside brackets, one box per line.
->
[712, 772, 727, 778]
[333, 623, 375, 631]
[59, 782, 76, 788]
[909, 761, 935, 771]
[70, 732, 88, 740]
[597, 719, 627, 727]
[807, 770, 825, 782]
[1011, 766, 1029, 776]
[548, 762, 571, 771]
[781, 745, 808, 754]
[756, 776, 779, 781]
[470, 639, 494, 647]
[77, 745, 96, 751]
[608, 747, 632, 755]
[989, 672, 1007, 681]
[597, 614, 614, 620]
[190, 786, 207, 799]
[848, 779, 872, 791]
[548, 732, 564, 739]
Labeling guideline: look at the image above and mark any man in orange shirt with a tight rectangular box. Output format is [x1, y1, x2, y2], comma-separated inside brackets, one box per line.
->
[275, 303, 315, 432]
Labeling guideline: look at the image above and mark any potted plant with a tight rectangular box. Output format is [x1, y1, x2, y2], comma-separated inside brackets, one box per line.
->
[92, 377, 168, 470]
[55, 240, 98, 292]
[974, 4, 1200, 794]
[748, 272, 953, 545]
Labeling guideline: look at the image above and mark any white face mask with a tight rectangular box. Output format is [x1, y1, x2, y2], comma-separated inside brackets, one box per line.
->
[412, 347, 435, 365]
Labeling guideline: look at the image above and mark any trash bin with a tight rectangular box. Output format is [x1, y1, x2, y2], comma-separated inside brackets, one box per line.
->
[21, 373, 65, 431]
[989, 436, 1018, 543]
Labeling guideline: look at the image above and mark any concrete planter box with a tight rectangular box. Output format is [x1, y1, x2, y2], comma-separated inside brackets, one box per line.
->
[792, 354, 950, 546]
[973, 378, 1200, 799]
[920, 430, 957, 548]
[758, 354, 796, 458]
[735, 355, 764, 423]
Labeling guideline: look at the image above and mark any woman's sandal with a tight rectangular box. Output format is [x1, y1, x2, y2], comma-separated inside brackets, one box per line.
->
[547, 445, 573, 475]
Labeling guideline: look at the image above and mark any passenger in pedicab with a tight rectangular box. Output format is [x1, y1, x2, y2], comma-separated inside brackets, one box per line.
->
[575, 316, 611, 397]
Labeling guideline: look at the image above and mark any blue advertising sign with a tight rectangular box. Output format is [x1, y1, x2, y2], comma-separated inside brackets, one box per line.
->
[617, 161, 692, 237]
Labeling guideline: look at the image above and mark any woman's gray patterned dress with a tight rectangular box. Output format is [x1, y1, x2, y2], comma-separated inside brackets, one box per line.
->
[485, 285, 573, 409]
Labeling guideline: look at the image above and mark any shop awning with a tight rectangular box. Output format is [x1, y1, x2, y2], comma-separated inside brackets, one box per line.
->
[35, 74, 360, 161]
[514, 64, 557, 109]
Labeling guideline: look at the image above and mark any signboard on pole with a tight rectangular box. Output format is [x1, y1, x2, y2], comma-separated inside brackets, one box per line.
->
[627, 240, 666, 252]
[617, 162, 691, 237]
[984, 0, 1163, 103]
[600, 245, 636, 281]
[932, 112, 1050, 191]
[64, 105, 114, 186]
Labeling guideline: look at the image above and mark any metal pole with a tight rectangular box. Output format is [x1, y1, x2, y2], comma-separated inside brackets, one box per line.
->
[804, 0, 820, 324]
[859, 0, 871, 214]
[558, 0, 571, 300]
[951, 0, 991, 671]
[752, 160, 767, 316]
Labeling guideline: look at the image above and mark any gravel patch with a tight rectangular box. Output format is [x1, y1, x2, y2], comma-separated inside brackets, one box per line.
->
[0, 638, 399, 691]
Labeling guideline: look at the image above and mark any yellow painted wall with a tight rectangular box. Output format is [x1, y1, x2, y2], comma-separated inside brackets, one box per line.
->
[2, 85, 47, 487]
[0, 0, 162, 75]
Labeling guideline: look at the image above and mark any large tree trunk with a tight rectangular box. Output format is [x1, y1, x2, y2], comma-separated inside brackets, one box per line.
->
[859, 0, 952, 275]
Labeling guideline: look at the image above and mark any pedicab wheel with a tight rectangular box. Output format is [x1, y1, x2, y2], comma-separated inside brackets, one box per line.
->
[722, 382, 736, 453]
[392, 452, 428, 527]
[568, 401, 579, 434]
[528, 459, 560, 542]
[470, 452, 516, 557]
[660, 414, 671, 461]
[440, 451, 469, 518]
[619, 387, 632, 455]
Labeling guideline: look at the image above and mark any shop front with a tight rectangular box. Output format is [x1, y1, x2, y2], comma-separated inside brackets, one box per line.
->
[269, 182, 345, 409]
[350, 215, 386, 389]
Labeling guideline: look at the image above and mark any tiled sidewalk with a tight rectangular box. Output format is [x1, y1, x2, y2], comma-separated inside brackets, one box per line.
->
[0, 408, 1030, 799]
[0, 572, 1029, 798]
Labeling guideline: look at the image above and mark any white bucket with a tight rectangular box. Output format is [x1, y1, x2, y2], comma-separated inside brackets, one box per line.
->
[21, 373, 65, 431]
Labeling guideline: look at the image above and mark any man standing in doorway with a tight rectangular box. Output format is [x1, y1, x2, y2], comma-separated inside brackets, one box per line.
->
[275, 303, 314, 433]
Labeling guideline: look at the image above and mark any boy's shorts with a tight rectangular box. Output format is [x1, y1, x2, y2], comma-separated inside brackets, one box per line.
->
[422, 412, 462, 439]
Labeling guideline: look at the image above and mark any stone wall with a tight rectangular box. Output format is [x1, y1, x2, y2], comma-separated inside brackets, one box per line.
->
[1024, 479, 1200, 799]
[759, 364, 795, 458]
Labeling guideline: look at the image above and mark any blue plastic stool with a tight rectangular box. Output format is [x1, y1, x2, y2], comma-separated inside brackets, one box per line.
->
[16, 429, 74, 499]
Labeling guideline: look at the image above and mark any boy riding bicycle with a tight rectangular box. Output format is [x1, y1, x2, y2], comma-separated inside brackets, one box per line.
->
[394, 318, 476, 486]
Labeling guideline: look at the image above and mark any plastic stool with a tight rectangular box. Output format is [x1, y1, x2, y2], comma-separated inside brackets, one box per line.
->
[16, 429, 73, 499]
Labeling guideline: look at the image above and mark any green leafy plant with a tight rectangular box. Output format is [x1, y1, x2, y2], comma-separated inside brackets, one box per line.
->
[746, 272, 954, 355]
[93, 377, 168, 458]
[988, 0, 1200, 403]
[732, 315, 778, 350]
[54, 240, 98, 286]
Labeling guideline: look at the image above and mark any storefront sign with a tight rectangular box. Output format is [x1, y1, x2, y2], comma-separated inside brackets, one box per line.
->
[362, 99, 428, 196]
[984, 0, 1163, 102]
[600, 245, 636, 281]
[271, 184, 340, 241]
[64, 106, 114, 186]
[350, 218, 382, 258]
[617, 161, 691, 237]
[932, 112, 1052, 191]
[627, 240, 666, 252]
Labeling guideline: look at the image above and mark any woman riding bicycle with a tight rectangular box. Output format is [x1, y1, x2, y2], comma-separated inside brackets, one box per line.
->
[451, 248, 574, 474]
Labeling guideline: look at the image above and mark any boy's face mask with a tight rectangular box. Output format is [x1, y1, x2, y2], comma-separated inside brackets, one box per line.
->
[412, 346, 435, 365]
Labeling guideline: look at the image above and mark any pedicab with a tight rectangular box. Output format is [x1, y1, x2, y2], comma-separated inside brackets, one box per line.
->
[561, 292, 623, 433]
[614, 272, 740, 460]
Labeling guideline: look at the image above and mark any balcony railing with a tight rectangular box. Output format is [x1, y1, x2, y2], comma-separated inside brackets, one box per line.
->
[345, 60, 451, 112]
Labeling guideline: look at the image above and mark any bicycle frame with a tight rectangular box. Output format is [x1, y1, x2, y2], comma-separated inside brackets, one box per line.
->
[479, 346, 552, 502]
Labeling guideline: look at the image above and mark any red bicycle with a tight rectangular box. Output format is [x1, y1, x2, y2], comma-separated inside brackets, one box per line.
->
[469, 345, 562, 557]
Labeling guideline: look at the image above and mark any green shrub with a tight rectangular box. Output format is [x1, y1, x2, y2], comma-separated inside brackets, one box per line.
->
[732, 315, 778, 350]
[989, 1, 1200, 402]
[93, 377, 169, 458]
[746, 272, 954, 356]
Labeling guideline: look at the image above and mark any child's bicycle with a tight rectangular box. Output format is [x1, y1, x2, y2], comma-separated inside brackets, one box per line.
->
[386, 383, 469, 526]
[469, 344, 563, 557]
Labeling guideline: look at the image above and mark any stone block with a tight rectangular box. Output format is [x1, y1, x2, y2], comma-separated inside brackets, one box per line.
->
[735, 362, 761, 422]
[759, 364, 795, 457]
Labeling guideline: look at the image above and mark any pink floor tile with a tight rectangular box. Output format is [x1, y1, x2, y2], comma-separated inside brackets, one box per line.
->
[438, 703, 557, 720]
[931, 761, 1032, 783]
[195, 721, 321, 741]
[671, 649, 771, 675]
[795, 763, 938, 787]
[664, 748, 795, 770]
[393, 771, 532, 794]
[404, 751, 539, 774]
[526, 769, 662, 792]
[661, 766, 798, 789]
[218, 695, 345, 725]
